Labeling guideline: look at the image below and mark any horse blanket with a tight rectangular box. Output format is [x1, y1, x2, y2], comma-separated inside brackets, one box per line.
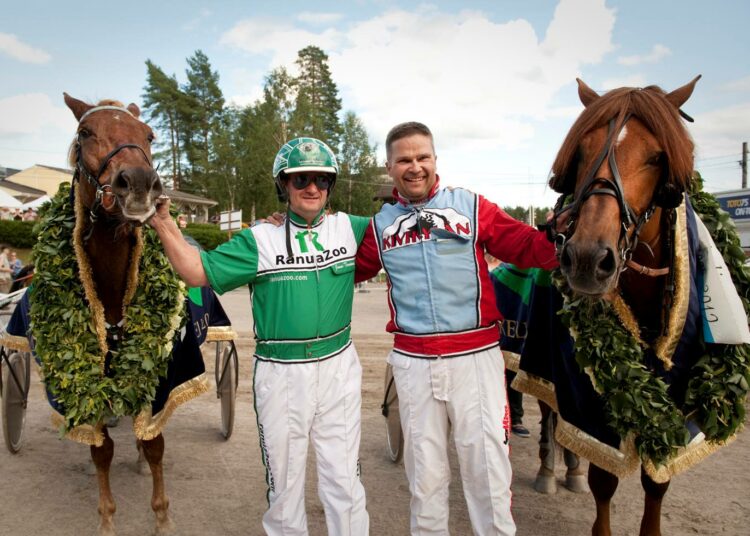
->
[491, 199, 738, 481]
[3, 285, 229, 445]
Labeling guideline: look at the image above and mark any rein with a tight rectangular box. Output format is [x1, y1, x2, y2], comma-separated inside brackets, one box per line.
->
[72, 105, 154, 228]
[552, 115, 667, 277]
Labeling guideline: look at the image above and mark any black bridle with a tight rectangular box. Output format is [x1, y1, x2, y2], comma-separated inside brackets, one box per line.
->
[552, 114, 657, 270]
[72, 105, 154, 225]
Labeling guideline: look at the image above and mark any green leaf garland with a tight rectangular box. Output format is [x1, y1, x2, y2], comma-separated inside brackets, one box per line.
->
[29, 184, 185, 432]
[554, 180, 750, 465]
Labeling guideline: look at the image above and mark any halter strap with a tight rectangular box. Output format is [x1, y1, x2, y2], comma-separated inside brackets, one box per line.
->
[79, 105, 136, 123]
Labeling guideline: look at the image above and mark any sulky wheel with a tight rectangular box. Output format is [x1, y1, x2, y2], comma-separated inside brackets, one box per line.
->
[215, 341, 237, 440]
[2, 351, 29, 454]
[382, 363, 404, 463]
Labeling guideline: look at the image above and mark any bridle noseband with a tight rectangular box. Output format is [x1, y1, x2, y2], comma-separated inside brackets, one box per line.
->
[73, 105, 154, 225]
[553, 114, 659, 273]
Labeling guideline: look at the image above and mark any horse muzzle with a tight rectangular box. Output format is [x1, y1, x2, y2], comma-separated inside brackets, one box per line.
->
[111, 167, 163, 223]
[559, 240, 620, 297]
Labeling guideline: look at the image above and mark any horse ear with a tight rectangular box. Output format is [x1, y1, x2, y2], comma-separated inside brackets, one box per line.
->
[63, 92, 92, 122]
[576, 78, 600, 107]
[666, 75, 702, 110]
[127, 103, 141, 119]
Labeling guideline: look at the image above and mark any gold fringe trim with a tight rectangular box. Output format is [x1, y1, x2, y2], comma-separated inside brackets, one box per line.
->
[555, 418, 641, 479]
[132, 373, 210, 441]
[73, 188, 109, 362]
[511, 370, 558, 411]
[0, 334, 31, 352]
[611, 295, 644, 346]
[653, 202, 690, 366]
[50, 411, 105, 447]
[502, 351, 520, 372]
[642, 433, 737, 483]
[206, 326, 237, 342]
[122, 227, 143, 313]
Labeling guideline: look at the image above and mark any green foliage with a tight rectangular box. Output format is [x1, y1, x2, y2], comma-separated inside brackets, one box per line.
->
[183, 223, 230, 250]
[29, 184, 185, 432]
[0, 220, 37, 249]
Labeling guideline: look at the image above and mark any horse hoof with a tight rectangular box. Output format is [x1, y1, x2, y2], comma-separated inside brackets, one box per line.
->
[564, 474, 589, 493]
[98, 521, 116, 536]
[154, 515, 175, 535]
[534, 474, 557, 494]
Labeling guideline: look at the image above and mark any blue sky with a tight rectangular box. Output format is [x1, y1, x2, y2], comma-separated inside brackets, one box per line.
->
[2, 0, 749, 208]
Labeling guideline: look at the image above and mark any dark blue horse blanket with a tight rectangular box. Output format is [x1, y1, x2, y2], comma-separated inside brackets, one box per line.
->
[490, 200, 726, 481]
[5, 285, 230, 443]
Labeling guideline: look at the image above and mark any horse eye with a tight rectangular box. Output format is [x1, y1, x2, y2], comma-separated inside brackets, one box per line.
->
[147, 133, 155, 144]
[646, 153, 663, 167]
[78, 128, 91, 139]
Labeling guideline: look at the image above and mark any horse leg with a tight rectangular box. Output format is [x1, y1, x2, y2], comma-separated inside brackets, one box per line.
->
[639, 468, 670, 536]
[563, 447, 589, 493]
[91, 427, 116, 536]
[534, 400, 557, 494]
[139, 434, 175, 535]
[135, 439, 150, 475]
[588, 464, 618, 536]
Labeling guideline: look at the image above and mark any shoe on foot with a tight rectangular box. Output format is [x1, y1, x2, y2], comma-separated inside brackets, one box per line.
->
[511, 424, 530, 438]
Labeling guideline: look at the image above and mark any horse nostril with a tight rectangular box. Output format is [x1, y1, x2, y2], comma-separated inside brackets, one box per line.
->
[150, 172, 163, 196]
[596, 247, 617, 278]
[112, 171, 130, 194]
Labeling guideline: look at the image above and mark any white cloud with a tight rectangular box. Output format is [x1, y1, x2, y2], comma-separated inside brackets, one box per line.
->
[296, 12, 343, 25]
[329, 0, 615, 150]
[0, 93, 75, 137]
[219, 19, 340, 69]
[691, 102, 750, 160]
[617, 43, 671, 66]
[0, 33, 51, 64]
[721, 75, 750, 92]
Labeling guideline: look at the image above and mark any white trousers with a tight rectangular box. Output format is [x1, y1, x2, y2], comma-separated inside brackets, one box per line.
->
[388, 347, 515, 536]
[253, 345, 369, 535]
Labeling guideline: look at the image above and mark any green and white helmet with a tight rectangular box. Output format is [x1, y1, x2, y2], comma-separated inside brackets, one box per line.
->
[272, 137, 338, 201]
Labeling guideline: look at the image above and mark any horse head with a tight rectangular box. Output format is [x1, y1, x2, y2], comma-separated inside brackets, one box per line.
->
[549, 76, 700, 297]
[64, 93, 163, 225]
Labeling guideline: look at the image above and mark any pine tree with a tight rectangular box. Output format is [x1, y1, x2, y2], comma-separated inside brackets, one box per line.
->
[141, 60, 190, 190]
[333, 111, 384, 216]
[182, 50, 225, 195]
[289, 46, 342, 149]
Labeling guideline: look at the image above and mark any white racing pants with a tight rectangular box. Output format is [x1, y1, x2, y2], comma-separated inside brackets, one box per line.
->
[388, 346, 515, 536]
[253, 344, 369, 535]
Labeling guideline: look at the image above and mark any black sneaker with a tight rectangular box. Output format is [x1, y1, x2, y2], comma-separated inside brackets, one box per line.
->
[511, 424, 530, 438]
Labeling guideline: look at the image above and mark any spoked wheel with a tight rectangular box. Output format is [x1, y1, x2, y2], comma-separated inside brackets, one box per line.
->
[382, 364, 404, 463]
[215, 341, 238, 440]
[2, 351, 29, 454]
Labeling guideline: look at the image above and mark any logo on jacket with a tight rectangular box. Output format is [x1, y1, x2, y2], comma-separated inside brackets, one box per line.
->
[381, 207, 471, 251]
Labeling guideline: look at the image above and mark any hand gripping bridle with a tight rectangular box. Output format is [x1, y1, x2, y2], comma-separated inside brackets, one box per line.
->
[73, 105, 154, 225]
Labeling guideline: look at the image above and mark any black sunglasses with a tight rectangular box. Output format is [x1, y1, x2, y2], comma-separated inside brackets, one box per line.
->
[288, 174, 333, 191]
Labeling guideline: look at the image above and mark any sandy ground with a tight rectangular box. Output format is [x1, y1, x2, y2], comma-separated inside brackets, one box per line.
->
[1, 284, 748, 535]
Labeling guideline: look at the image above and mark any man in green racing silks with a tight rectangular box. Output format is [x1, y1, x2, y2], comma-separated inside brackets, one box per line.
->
[149, 137, 370, 535]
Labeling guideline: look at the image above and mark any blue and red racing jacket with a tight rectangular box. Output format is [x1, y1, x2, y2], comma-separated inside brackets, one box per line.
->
[356, 183, 557, 358]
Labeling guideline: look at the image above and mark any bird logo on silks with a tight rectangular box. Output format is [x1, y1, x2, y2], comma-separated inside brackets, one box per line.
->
[381, 207, 471, 251]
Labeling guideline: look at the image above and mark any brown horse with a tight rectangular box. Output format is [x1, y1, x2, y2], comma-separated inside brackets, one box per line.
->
[63, 93, 170, 535]
[549, 77, 700, 536]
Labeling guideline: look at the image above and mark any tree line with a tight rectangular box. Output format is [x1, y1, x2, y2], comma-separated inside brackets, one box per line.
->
[142, 46, 387, 221]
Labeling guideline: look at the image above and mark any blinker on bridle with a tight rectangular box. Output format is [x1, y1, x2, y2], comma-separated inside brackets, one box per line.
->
[552, 114, 668, 277]
[73, 105, 154, 225]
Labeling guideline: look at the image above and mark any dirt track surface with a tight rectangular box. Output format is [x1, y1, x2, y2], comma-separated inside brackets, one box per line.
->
[1, 284, 748, 535]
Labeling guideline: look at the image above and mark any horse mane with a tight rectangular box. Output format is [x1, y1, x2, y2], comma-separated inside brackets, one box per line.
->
[551, 85, 695, 192]
[67, 99, 128, 168]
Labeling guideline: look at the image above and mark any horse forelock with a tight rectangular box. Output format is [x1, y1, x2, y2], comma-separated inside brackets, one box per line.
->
[552, 86, 695, 192]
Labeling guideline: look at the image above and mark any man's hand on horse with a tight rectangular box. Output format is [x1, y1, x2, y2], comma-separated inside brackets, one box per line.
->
[148, 195, 172, 228]
[263, 212, 286, 227]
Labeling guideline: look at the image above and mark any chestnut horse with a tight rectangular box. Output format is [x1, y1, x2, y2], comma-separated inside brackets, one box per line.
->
[63, 94, 170, 535]
[549, 76, 701, 536]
